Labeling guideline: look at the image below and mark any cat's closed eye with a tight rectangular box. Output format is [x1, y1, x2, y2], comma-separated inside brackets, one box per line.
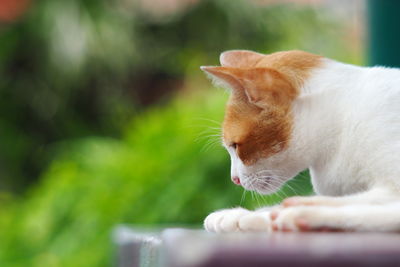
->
[230, 143, 238, 150]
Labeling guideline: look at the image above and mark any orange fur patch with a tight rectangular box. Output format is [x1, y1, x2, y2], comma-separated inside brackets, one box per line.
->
[219, 50, 322, 165]
[257, 50, 323, 88]
[221, 50, 322, 89]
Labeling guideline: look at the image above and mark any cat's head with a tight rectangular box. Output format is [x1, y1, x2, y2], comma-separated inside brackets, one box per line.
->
[201, 50, 321, 194]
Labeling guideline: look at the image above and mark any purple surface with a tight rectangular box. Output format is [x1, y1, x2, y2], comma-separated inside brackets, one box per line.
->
[115, 228, 400, 267]
[163, 230, 400, 267]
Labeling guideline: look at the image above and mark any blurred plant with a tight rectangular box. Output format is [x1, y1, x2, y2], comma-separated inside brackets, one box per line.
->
[0, 90, 312, 267]
[0, 0, 351, 192]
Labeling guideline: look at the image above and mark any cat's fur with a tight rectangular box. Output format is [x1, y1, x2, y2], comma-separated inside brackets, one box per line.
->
[201, 50, 400, 232]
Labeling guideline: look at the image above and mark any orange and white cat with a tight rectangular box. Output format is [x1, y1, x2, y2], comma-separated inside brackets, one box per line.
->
[201, 50, 400, 232]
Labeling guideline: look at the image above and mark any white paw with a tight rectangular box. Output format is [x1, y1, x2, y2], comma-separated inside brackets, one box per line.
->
[272, 206, 341, 231]
[238, 211, 272, 232]
[272, 207, 305, 231]
[204, 208, 271, 233]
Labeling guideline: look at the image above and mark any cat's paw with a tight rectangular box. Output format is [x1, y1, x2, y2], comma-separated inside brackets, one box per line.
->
[271, 206, 345, 232]
[204, 208, 271, 233]
[204, 208, 249, 233]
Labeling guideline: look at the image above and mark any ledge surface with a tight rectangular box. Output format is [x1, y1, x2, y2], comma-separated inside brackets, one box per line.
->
[114, 227, 400, 267]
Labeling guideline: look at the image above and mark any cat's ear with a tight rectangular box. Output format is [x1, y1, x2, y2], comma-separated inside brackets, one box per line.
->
[220, 50, 264, 67]
[200, 66, 244, 91]
[201, 66, 296, 108]
[240, 68, 297, 107]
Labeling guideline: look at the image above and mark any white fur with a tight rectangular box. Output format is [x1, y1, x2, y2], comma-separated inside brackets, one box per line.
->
[293, 59, 400, 196]
[204, 208, 272, 233]
[205, 59, 400, 232]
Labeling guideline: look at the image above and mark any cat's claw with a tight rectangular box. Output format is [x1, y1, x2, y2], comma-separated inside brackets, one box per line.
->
[204, 208, 272, 233]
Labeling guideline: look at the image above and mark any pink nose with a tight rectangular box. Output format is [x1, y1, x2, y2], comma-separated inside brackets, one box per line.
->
[232, 176, 241, 185]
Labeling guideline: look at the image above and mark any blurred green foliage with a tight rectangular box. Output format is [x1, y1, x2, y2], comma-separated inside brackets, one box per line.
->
[0, 0, 356, 191]
[0, 0, 360, 266]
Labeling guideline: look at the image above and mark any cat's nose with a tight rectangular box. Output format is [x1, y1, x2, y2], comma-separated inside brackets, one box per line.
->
[232, 176, 241, 185]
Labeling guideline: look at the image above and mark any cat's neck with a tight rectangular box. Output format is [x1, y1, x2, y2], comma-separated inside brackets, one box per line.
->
[294, 59, 364, 158]
[292, 60, 367, 195]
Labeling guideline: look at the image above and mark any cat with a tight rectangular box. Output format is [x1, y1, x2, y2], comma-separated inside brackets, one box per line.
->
[201, 50, 400, 233]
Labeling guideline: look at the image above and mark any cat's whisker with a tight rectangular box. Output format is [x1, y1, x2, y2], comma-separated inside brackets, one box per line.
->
[195, 129, 222, 139]
[274, 176, 302, 196]
[200, 138, 223, 153]
[195, 136, 221, 145]
[290, 180, 309, 195]
[186, 123, 221, 130]
[240, 189, 247, 206]
[200, 139, 222, 147]
[284, 183, 298, 196]
[254, 191, 262, 208]
[269, 176, 296, 195]
[294, 172, 308, 181]
[287, 178, 307, 195]
[192, 117, 222, 125]
[292, 174, 312, 193]
[246, 178, 262, 204]
[195, 134, 222, 143]
[246, 178, 257, 191]
[267, 178, 291, 197]
[193, 124, 224, 153]
[258, 194, 268, 205]
[250, 190, 255, 202]
[272, 183, 288, 200]
[200, 140, 219, 153]
[271, 185, 284, 201]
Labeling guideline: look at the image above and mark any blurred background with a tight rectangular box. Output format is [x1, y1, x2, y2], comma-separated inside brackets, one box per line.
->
[0, 0, 366, 266]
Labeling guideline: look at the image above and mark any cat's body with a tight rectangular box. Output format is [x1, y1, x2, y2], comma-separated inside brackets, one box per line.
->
[201, 50, 400, 232]
[293, 60, 400, 197]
